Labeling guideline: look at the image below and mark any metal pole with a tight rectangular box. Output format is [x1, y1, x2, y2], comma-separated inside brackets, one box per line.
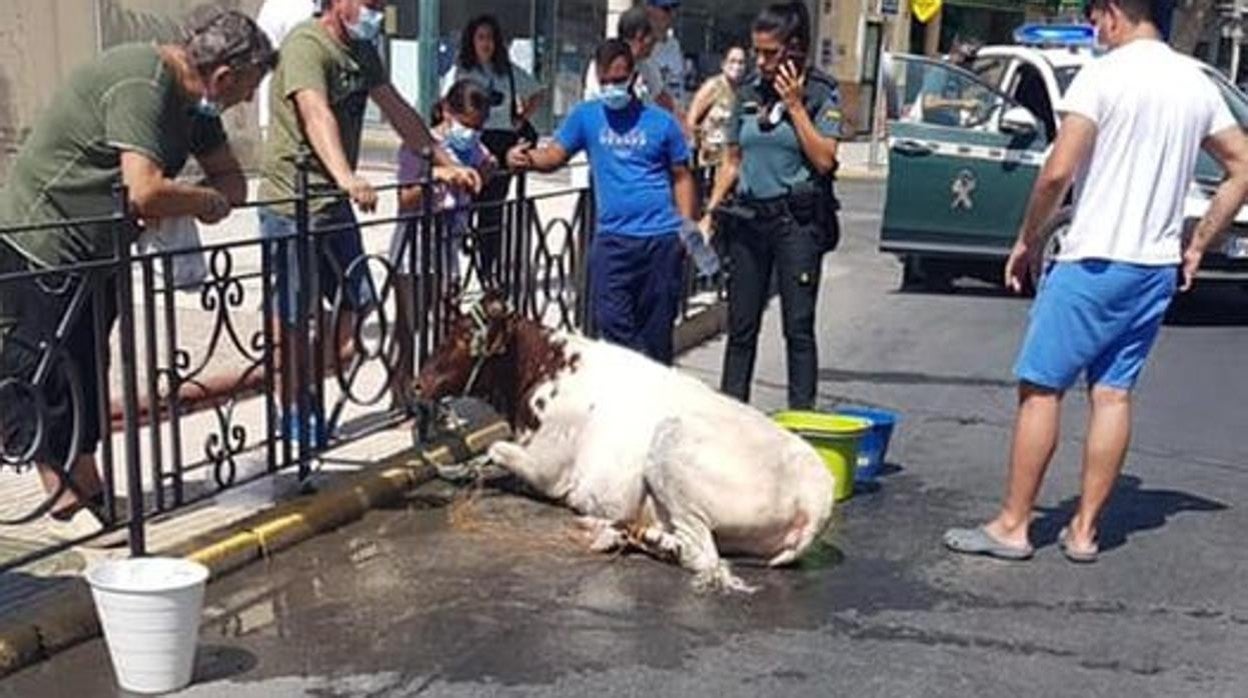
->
[114, 184, 146, 557]
[1232, 1, 1244, 85]
[418, 0, 440, 118]
[868, 20, 889, 170]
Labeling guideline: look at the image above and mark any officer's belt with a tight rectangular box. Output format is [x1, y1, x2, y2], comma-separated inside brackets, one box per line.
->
[739, 193, 790, 217]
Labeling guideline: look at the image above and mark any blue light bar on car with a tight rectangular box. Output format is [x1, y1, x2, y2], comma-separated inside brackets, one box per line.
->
[1013, 23, 1097, 47]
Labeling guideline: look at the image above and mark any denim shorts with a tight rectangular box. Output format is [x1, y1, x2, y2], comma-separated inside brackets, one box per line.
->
[1014, 260, 1177, 392]
[258, 202, 376, 326]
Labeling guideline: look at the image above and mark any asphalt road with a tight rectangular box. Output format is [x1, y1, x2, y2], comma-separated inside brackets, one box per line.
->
[7, 181, 1248, 697]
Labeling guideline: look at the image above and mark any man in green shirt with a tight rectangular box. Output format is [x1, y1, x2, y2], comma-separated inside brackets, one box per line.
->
[0, 8, 274, 537]
[258, 0, 479, 443]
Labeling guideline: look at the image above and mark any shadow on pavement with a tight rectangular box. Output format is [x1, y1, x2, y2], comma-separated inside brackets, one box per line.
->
[1030, 474, 1229, 552]
[192, 644, 260, 685]
[852, 462, 905, 496]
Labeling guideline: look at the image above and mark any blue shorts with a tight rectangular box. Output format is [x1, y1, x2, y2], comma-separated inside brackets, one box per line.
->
[1014, 260, 1176, 392]
[259, 203, 376, 326]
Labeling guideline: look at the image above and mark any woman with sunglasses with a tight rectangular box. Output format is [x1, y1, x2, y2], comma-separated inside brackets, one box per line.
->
[700, 1, 845, 410]
[442, 14, 544, 283]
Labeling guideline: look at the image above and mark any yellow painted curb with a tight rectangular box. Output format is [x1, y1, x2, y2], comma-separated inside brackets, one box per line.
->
[0, 420, 511, 679]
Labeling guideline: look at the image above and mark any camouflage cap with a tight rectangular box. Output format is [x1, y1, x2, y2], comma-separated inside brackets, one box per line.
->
[182, 5, 277, 73]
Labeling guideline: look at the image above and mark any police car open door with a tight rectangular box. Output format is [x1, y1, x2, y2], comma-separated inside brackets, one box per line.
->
[879, 54, 1050, 258]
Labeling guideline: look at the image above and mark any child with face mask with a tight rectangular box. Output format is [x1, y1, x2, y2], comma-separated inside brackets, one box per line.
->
[388, 79, 497, 408]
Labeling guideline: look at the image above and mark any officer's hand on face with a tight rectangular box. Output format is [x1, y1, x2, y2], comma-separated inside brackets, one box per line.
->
[774, 61, 807, 112]
[342, 175, 379, 213]
[506, 143, 533, 171]
[197, 190, 232, 225]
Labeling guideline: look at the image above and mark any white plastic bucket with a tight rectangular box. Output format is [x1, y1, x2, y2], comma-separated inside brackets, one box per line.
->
[85, 557, 210, 694]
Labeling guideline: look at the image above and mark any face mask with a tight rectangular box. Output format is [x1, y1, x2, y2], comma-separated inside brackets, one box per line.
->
[601, 83, 632, 111]
[193, 97, 222, 119]
[445, 119, 481, 155]
[346, 6, 384, 42]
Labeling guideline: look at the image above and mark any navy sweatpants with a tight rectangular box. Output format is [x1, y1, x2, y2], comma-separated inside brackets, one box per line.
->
[589, 232, 684, 365]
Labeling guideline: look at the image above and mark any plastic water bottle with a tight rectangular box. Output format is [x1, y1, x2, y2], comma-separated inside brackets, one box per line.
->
[680, 219, 720, 277]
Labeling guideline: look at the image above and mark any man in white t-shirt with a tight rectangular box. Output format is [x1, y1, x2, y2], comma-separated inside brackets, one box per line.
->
[256, 0, 319, 130]
[945, 0, 1248, 563]
[585, 5, 680, 119]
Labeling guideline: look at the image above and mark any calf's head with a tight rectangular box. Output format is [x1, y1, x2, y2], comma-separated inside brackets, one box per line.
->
[415, 291, 516, 403]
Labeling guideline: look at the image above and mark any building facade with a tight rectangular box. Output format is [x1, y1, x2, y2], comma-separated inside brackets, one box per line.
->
[2, 0, 1097, 183]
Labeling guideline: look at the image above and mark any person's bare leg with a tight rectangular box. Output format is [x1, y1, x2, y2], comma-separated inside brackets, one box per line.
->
[38, 454, 103, 517]
[983, 383, 1063, 548]
[1067, 385, 1132, 552]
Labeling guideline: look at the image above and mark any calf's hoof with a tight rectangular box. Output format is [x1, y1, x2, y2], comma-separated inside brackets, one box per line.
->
[692, 562, 758, 595]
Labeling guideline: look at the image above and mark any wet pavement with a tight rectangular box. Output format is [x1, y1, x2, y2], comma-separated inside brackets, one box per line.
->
[5, 181, 1248, 696]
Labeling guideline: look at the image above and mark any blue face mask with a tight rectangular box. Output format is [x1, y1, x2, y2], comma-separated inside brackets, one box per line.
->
[601, 83, 632, 111]
[445, 119, 481, 159]
[346, 6, 384, 42]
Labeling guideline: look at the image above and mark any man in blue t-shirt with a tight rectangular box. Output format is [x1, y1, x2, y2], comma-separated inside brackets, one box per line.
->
[508, 38, 698, 364]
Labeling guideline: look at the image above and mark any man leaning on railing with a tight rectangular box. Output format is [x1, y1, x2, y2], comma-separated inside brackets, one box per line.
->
[0, 7, 275, 539]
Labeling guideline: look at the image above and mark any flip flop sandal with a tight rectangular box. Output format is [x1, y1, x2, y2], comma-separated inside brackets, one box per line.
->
[943, 526, 1034, 561]
[1058, 527, 1099, 564]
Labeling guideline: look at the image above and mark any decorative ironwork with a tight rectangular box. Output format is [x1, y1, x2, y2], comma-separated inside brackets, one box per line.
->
[0, 169, 724, 572]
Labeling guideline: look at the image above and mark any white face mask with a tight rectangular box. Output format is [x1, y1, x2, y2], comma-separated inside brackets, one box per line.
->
[346, 5, 384, 42]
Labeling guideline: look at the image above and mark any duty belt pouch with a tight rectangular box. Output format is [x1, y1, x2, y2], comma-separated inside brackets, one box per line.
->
[784, 184, 839, 253]
[817, 194, 841, 253]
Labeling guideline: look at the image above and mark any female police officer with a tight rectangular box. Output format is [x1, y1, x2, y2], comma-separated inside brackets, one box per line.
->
[700, 1, 844, 410]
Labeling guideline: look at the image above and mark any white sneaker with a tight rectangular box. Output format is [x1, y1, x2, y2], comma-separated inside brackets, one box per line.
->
[45, 509, 106, 543]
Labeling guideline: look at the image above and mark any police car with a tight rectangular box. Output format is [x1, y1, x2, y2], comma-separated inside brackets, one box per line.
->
[879, 24, 1248, 291]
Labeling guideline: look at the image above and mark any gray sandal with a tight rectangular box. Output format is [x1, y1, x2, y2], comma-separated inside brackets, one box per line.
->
[1058, 527, 1098, 563]
[943, 526, 1034, 561]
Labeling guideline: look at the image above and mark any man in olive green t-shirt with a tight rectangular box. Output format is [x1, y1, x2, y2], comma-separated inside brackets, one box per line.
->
[0, 9, 273, 537]
[258, 0, 478, 444]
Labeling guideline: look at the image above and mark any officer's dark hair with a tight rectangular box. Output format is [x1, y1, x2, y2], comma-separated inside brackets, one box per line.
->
[1083, 0, 1155, 24]
[182, 5, 277, 73]
[752, 2, 812, 58]
[431, 78, 492, 128]
[596, 38, 636, 75]
[457, 14, 511, 75]
[617, 6, 654, 43]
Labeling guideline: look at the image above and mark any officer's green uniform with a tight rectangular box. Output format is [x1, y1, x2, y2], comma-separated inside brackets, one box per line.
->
[719, 67, 844, 409]
[0, 42, 227, 465]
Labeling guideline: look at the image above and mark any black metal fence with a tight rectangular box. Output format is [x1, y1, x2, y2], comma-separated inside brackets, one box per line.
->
[0, 161, 724, 571]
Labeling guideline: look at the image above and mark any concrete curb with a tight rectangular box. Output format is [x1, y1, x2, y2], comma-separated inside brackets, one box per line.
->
[0, 300, 727, 679]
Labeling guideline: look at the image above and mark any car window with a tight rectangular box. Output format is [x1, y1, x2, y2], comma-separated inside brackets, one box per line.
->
[968, 56, 1011, 89]
[1010, 62, 1057, 139]
[886, 56, 1009, 130]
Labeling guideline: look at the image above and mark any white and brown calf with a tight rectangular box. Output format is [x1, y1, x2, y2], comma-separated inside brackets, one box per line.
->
[415, 295, 835, 592]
